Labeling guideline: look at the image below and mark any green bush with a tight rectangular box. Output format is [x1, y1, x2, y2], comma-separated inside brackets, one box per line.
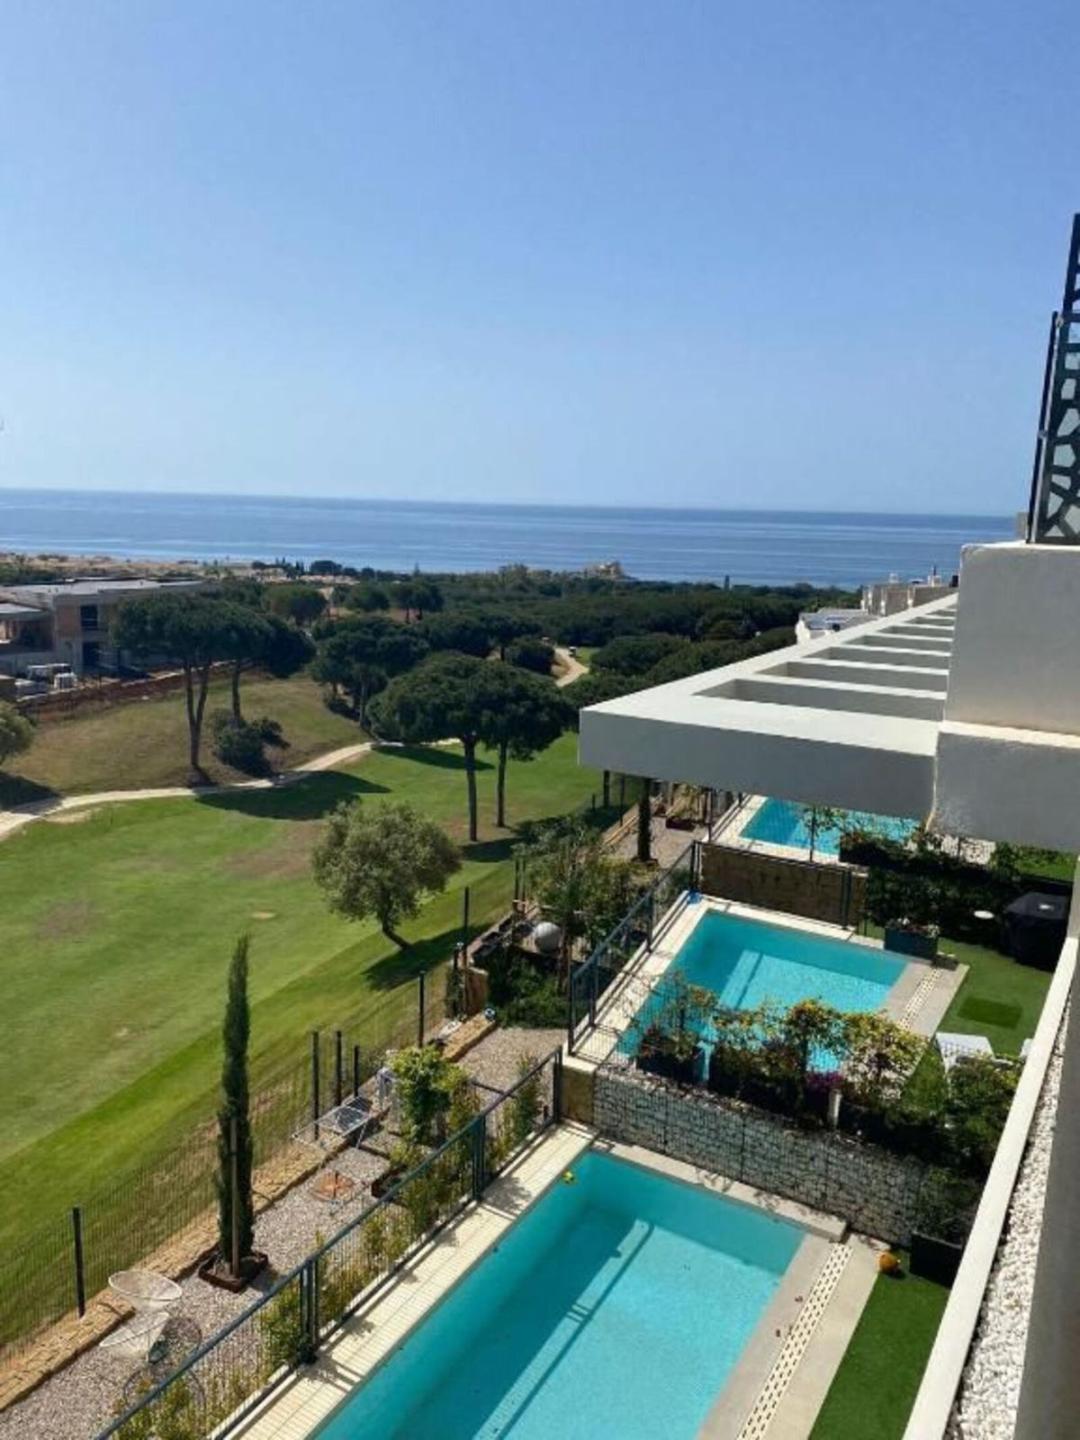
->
[210, 710, 272, 776]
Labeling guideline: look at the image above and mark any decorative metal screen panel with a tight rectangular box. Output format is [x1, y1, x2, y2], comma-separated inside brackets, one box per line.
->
[1031, 215, 1080, 542]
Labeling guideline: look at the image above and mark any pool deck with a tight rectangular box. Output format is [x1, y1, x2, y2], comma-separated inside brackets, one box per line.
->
[575, 893, 965, 1067]
[233, 1122, 881, 1440]
[232, 1122, 596, 1440]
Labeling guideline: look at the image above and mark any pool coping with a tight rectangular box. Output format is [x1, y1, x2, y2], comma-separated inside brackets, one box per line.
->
[229, 1122, 595, 1440]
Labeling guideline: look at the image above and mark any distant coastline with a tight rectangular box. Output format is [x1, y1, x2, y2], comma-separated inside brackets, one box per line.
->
[0, 489, 1015, 588]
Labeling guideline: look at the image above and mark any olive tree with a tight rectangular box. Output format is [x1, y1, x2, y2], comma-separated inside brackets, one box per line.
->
[312, 799, 461, 948]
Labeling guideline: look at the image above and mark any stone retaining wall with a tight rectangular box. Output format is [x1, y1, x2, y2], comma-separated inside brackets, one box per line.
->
[595, 1066, 927, 1243]
[699, 843, 865, 927]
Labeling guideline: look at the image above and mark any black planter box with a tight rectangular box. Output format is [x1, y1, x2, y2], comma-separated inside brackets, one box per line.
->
[910, 1231, 963, 1286]
[637, 1045, 705, 1087]
[884, 924, 939, 960]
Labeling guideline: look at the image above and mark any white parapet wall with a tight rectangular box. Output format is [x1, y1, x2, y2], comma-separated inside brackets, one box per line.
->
[934, 542, 1080, 851]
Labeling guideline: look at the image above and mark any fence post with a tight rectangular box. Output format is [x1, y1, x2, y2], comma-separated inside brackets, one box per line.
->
[417, 972, 426, 1046]
[461, 885, 471, 952]
[566, 971, 576, 1054]
[589, 953, 599, 1028]
[353, 1044, 361, 1099]
[71, 1206, 86, 1318]
[646, 892, 655, 952]
[300, 1260, 319, 1364]
[334, 1031, 343, 1108]
[311, 1031, 321, 1139]
[553, 1050, 564, 1123]
[471, 1113, 487, 1200]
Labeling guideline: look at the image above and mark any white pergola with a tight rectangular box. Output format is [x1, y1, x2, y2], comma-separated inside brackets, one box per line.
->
[580, 542, 1080, 854]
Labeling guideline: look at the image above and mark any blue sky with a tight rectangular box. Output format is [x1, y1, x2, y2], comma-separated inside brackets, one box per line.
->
[0, 0, 1071, 513]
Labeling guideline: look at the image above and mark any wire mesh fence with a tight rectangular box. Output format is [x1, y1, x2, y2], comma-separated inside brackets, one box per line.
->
[99, 1048, 563, 1440]
[567, 838, 699, 1059]
[0, 964, 452, 1362]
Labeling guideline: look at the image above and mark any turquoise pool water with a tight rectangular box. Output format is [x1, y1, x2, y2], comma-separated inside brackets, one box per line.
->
[672, 909, 905, 1015]
[316, 1151, 802, 1439]
[741, 797, 915, 856]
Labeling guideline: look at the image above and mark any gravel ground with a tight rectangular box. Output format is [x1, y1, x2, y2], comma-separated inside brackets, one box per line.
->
[948, 1006, 1067, 1439]
[0, 1025, 565, 1440]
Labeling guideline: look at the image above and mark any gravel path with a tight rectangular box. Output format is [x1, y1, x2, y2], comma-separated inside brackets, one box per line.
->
[948, 1006, 1067, 1438]
[0, 1024, 565, 1440]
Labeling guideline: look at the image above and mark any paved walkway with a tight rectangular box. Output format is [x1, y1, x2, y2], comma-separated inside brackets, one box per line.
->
[0, 739, 382, 844]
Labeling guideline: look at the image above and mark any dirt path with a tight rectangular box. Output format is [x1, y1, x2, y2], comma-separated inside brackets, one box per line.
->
[554, 646, 587, 687]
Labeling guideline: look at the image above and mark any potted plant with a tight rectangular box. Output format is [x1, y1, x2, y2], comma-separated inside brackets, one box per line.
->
[884, 918, 940, 960]
[910, 1168, 979, 1284]
[200, 938, 268, 1291]
[633, 975, 708, 1085]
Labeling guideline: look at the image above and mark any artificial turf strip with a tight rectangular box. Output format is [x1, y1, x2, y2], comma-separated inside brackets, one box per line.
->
[809, 1260, 950, 1440]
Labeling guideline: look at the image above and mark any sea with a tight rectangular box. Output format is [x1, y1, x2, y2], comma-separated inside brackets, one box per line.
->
[0, 489, 1016, 588]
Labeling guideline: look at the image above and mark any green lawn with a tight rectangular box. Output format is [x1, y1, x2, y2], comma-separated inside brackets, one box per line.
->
[0, 671, 362, 804]
[930, 935, 1050, 1055]
[0, 734, 603, 1259]
[810, 1260, 949, 1440]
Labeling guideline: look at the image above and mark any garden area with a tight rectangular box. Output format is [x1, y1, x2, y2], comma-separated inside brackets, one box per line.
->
[0, 671, 363, 805]
[0, 733, 608, 1319]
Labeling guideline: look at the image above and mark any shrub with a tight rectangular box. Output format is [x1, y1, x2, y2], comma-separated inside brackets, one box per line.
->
[389, 1046, 466, 1145]
[510, 1054, 543, 1146]
[506, 637, 555, 675]
[946, 1055, 1019, 1172]
[210, 710, 271, 776]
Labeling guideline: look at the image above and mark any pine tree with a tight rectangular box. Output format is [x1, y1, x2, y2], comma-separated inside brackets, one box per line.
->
[217, 936, 255, 1274]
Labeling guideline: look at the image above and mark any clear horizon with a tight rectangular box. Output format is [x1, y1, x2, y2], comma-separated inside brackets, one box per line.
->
[0, 2, 1070, 515]
[0, 483, 1015, 520]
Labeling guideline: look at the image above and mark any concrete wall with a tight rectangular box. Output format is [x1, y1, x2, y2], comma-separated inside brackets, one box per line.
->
[699, 843, 865, 927]
[935, 543, 1080, 850]
[595, 1067, 928, 1243]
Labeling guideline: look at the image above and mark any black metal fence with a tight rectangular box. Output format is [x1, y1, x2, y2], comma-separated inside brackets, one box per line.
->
[0, 966, 450, 1361]
[98, 1048, 563, 1440]
[567, 838, 699, 1058]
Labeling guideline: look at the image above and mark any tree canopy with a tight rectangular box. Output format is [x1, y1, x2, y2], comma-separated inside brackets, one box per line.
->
[311, 615, 428, 725]
[266, 583, 327, 628]
[112, 591, 247, 776]
[475, 664, 568, 827]
[372, 652, 489, 840]
[312, 799, 461, 948]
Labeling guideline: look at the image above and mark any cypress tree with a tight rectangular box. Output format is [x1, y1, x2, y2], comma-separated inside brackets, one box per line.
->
[217, 936, 255, 1273]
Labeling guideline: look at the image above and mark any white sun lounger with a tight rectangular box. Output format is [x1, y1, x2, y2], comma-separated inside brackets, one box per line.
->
[936, 1031, 994, 1072]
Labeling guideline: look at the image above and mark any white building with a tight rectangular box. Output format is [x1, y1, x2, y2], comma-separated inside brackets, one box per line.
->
[579, 537, 1080, 1439]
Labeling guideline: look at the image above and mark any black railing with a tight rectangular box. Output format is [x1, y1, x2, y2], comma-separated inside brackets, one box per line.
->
[567, 839, 699, 1056]
[99, 1047, 563, 1440]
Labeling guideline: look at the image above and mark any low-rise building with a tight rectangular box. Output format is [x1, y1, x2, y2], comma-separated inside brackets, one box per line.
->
[0, 577, 201, 678]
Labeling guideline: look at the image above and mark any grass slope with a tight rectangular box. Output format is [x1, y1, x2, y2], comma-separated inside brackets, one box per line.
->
[0, 672, 361, 803]
[0, 735, 604, 1255]
[810, 1261, 949, 1440]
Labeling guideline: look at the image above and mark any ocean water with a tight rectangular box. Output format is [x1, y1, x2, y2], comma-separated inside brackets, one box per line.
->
[316, 1150, 801, 1440]
[0, 488, 1013, 586]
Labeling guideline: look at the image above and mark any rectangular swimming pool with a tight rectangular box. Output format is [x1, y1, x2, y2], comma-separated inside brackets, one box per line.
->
[316, 1150, 803, 1439]
[672, 908, 906, 1016]
[741, 797, 915, 856]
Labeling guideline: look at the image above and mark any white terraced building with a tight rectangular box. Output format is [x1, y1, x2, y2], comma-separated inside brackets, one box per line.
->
[580, 535, 1080, 1440]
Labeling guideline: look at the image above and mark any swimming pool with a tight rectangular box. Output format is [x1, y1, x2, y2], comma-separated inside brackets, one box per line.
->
[741, 797, 915, 856]
[316, 1150, 803, 1439]
[670, 908, 906, 1015]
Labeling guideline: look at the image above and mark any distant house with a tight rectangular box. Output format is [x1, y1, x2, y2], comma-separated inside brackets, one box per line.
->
[0, 577, 202, 677]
